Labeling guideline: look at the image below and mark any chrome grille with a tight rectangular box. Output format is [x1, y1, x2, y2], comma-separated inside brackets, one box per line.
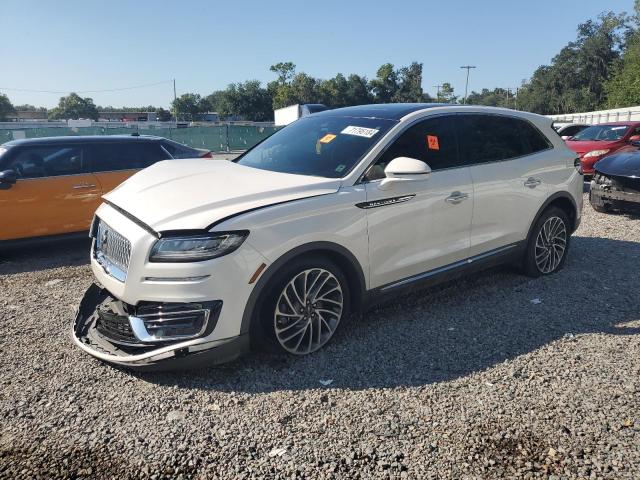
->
[95, 219, 131, 274]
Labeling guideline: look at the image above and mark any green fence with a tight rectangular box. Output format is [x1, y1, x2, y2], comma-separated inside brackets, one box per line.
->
[0, 124, 281, 152]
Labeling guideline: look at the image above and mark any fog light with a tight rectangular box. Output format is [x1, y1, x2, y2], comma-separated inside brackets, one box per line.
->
[129, 301, 222, 342]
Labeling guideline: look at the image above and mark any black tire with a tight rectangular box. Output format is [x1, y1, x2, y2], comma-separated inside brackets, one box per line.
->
[591, 203, 609, 213]
[253, 255, 350, 355]
[523, 206, 571, 278]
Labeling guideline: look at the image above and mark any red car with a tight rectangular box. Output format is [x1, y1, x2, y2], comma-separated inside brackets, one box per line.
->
[565, 122, 640, 175]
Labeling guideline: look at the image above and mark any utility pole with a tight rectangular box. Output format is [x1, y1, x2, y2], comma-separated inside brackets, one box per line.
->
[173, 78, 177, 122]
[460, 65, 476, 104]
[433, 84, 443, 102]
[505, 87, 518, 109]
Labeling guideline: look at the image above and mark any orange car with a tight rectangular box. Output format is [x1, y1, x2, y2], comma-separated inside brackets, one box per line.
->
[0, 135, 210, 243]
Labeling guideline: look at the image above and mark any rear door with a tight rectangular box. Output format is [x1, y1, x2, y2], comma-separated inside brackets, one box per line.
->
[89, 141, 171, 195]
[0, 144, 101, 240]
[457, 114, 553, 256]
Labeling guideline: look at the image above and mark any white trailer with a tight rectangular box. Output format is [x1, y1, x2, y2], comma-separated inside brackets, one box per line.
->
[274, 104, 328, 126]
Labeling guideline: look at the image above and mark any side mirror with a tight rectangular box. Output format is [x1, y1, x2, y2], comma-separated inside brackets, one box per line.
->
[0, 169, 17, 189]
[629, 135, 640, 146]
[380, 157, 431, 190]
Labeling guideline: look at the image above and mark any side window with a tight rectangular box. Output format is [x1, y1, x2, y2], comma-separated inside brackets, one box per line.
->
[520, 120, 553, 153]
[367, 116, 459, 180]
[457, 114, 549, 165]
[8, 145, 85, 179]
[91, 142, 170, 172]
[563, 125, 582, 137]
[161, 140, 198, 159]
[139, 143, 171, 166]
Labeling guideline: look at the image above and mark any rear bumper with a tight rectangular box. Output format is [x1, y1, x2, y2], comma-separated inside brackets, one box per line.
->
[72, 283, 250, 371]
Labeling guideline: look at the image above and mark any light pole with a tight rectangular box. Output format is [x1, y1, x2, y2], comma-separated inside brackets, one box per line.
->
[460, 66, 476, 104]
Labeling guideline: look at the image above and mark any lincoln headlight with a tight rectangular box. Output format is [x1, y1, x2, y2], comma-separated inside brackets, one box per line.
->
[150, 231, 249, 262]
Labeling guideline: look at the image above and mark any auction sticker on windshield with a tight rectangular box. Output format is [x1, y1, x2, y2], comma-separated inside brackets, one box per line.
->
[341, 126, 379, 138]
[319, 133, 337, 144]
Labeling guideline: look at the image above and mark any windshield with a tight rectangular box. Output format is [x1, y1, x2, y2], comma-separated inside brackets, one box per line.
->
[236, 115, 396, 178]
[570, 124, 630, 141]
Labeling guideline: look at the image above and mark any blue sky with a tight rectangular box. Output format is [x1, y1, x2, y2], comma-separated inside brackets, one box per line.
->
[1, 0, 634, 108]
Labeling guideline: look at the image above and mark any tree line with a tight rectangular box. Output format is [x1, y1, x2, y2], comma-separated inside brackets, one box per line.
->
[1, 3, 640, 122]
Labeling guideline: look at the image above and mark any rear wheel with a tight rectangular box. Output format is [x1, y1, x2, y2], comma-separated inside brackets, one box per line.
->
[523, 207, 570, 277]
[258, 257, 349, 355]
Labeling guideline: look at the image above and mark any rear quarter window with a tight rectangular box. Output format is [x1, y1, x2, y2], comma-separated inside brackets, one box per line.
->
[161, 140, 200, 159]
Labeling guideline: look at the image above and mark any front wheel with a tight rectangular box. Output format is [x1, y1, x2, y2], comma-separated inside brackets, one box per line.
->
[523, 207, 570, 277]
[259, 257, 349, 355]
[591, 203, 609, 213]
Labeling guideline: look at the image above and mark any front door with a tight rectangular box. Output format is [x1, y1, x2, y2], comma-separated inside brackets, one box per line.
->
[362, 115, 474, 289]
[0, 144, 101, 241]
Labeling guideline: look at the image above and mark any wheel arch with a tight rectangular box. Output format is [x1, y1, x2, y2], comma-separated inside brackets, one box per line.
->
[526, 192, 578, 243]
[240, 241, 367, 336]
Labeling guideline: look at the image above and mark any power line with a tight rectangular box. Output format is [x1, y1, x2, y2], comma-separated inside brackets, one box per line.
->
[0, 79, 173, 94]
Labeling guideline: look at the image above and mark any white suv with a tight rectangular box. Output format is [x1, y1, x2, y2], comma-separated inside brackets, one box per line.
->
[73, 104, 583, 370]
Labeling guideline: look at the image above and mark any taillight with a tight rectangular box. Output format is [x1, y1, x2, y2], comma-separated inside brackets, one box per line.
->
[574, 157, 583, 175]
[200, 151, 213, 158]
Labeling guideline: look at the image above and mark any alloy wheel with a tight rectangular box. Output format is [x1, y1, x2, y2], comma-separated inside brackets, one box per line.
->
[534, 216, 567, 274]
[273, 268, 344, 355]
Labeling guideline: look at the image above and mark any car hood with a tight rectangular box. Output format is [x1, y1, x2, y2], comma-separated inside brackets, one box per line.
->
[565, 140, 620, 155]
[103, 159, 341, 232]
[595, 151, 640, 178]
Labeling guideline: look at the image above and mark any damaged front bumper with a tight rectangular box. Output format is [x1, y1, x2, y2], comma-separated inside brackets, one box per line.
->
[72, 284, 249, 371]
[590, 176, 640, 212]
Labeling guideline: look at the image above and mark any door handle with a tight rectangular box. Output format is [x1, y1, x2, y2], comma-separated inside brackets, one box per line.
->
[524, 177, 542, 188]
[73, 183, 96, 189]
[445, 191, 469, 204]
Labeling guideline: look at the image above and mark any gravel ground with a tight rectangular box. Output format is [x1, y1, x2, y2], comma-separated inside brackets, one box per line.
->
[1, 193, 639, 479]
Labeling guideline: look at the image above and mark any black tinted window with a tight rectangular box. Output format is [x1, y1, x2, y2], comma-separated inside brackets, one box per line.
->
[521, 121, 552, 153]
[457, 115, 550, 164]
[162, 140, 200, 158]
[90, 142, 170, 172]
[368, 116, 460, 179]
[7, 145, 85, 179]
[560, 125, 584, 137]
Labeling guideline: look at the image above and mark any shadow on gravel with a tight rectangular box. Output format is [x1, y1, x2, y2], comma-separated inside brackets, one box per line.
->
[136, 235, 640, 393]
[0, 238, 91, 275]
